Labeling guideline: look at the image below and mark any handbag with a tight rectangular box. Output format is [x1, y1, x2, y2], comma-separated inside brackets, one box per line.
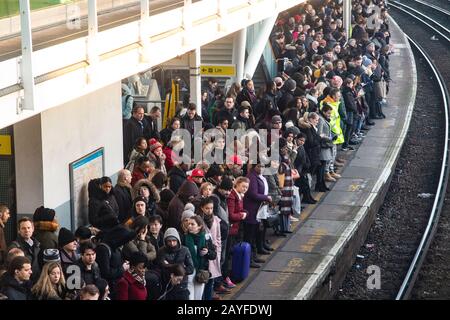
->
[256, 203, 269, 220]
[195, 269, 211, 284]
[278, 173, 285, 188]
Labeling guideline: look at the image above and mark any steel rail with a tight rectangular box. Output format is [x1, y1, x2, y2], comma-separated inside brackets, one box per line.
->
[395, 34, 450, 300]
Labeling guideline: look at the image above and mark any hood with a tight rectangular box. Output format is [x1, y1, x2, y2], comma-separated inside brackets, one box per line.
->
[132, 179, 161, 203]
[88, 178, 110, 201]
[177, 181, 199, 203]
[98, 225, 136, 250]
[163, 228, 181, 248]
[34, 220, 59, 232]
[298, 116, 311, 129]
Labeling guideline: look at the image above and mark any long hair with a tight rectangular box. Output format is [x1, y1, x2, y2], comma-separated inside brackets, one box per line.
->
[31, 262, 66, 300]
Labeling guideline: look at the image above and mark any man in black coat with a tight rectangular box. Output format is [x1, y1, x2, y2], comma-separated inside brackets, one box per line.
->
[144, 106, 161, 141]
[168, 161, 189, 195]
[214, 96, 237, 126]
[123, 104, 152, 165]
[113, 169, 133, 223]
[8, 218, 41, 283]
[77, 241, 103, 286]
[0, 256, 32, 300]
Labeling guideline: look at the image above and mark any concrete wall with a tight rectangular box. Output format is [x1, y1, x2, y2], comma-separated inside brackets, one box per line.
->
[40, 81, 123, 229]
[14, 82, 123, 230]
[14, 114, 45, 216]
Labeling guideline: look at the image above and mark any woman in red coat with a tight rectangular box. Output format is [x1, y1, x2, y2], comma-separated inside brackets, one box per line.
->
[116, 252, 148, 300]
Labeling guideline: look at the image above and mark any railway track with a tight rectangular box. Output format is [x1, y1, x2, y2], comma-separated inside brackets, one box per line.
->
[337, 2, 450, 300]
[389, 0, 450, 299]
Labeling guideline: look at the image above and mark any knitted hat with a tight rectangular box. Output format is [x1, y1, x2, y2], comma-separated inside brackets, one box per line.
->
[284, 79, 297, 91]
[148, 138, 162, 152]
[218, 177, 233, 191]
[33, 206, 56, 222]
[181, 209, 195, 221]
[43, 249, 61, 263]
[75, 226, 92, 240]
[272, 115, 282, 124]
[58, 227, 77, 247]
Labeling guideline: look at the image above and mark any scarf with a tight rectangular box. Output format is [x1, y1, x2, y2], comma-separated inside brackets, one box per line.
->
[202, 213, 213, 229]
[185, 232, 206, 270]
[130, 269, 146, 287]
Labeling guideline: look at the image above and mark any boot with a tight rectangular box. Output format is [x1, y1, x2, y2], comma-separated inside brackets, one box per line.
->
[262, 227, 274, 251]
[324, 173, 336, 182]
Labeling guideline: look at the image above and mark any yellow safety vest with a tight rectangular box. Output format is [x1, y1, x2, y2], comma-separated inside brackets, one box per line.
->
[320, 97, 344, 144]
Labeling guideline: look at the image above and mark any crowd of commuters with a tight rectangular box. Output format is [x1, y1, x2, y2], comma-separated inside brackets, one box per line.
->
[0, 0, 393, 300]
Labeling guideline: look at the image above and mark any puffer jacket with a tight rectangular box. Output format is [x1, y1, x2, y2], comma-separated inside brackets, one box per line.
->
[131, 179, 160, 217]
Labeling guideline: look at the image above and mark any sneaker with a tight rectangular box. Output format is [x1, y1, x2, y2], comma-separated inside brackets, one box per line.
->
[215, 284, 232, 294]
[330, 172, 341, 179]
[290, 216, 300, 222]
[341, 146, 349, 151]
[348, 146, 356, 151]
[223, 277, 236, 289]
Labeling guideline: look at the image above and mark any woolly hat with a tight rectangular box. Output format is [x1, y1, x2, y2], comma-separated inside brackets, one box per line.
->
[284, 79, 297, 91]
[58, 227, 77, 247]
[75, 226, 92, 241]
[148, 138, 162, 152]
[218, 176, 233, 191]
[271, 115, 282, 124]
[33, 206, 56, 222]
[133, 196, 147, 206]
[362, 56, 372, 68]
[181, 207, 195, 221]
[43, 249, 61, 263]
[128, 251, 148, 266]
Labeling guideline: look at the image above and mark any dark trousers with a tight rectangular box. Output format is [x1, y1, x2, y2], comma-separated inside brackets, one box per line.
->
[343, 111, 356, 147]
[243, 222, 259, 260]
[315, 161, 326, 190]
[222, 234, 239, 279]
[203, 278, 214, 300]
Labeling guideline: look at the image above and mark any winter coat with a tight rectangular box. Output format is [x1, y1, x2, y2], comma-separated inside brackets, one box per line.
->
[8, 236, 41, 283]
[123, 117, 152, 162]
[156, 228, 194, 288]
[59, 249, 80, 279]
[243, 170, 270, 225]
[114, 183, 133, 223]
[33, 221, 58, 251]
[278, 91, 295, 113]
[236, 88, 257, 107]
[299, 117, 321, 169]
[227, 189, 246, 236]
[131, 179, 160, 217]
[317, 115, 333, 161]
[342, 86, 358, 113]
[76, 259, 103, 286]
[204, 216, 222, 278]
[294, 145, 310, 175]
[116, 271, 147, 300]
[122, 237, 157, 265]
[168, 166, 187, 195]
[95, 225, 136, 295]
[0, 273, 31, 300]
[264, 174, 282, 205]
[163, 146, 177, 173]
[279, 159, 294, 216]
[88, 179, 120, 229]
[160, 127, 175, 146]
[181, 114, 203, 136]
[131, 166, 148, 186]
[183, 232, 217, 272]
[166, 181, 199, 232]
[231, 115, 250, 131]
[0, 222, 6, 267]
[125, 149, 146, 172]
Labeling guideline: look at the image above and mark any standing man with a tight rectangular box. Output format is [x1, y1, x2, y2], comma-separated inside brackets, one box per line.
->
[145, 106, 162, 141]
[8, 218, 41, 283]
[123, 104, 151, 166]
[0, 205, 10, 267]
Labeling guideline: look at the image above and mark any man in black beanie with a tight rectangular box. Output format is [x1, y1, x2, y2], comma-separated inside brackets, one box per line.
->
[58, 227, 80, 277]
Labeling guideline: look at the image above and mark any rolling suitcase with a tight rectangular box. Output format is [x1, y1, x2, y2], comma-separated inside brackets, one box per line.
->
[231, 242, 251, 282]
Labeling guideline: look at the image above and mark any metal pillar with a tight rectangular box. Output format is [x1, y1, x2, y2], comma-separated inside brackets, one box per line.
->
[189, 48, 202, 115]
[19, 0, 35, 111]
[140, 0, 150, 62]
[343, 0, 352, 40]
[86, 0, 98, 83]
[243, 15, 277, 79]
[232, 28, 247, 84]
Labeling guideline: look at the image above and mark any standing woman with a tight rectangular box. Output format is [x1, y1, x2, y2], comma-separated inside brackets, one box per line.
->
[31, 262, 67, 300]
[299, 112, 323, 192]
[317, 104, 334, 190]
[278, 138, 294, 234]
[184, 215, 216, 300]
[160, 117, 181, 146]
[126, 137, 148, 172]
[243, 163, 272, 268]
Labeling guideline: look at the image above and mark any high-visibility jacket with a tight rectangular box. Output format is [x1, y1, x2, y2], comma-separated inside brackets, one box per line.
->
[320, 96, 344, 144]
